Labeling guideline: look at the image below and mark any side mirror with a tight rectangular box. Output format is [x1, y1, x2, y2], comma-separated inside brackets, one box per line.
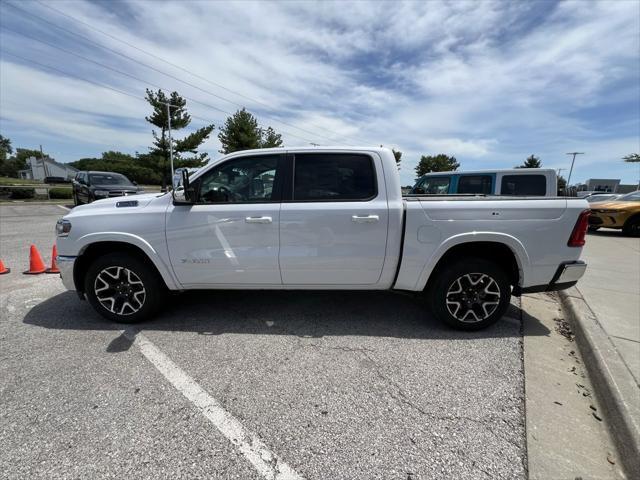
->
[132, 181, 138, 186]
[173, 169, 196, 204]
[413, 187, 425, 194]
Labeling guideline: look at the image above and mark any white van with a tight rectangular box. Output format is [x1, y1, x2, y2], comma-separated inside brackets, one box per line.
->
[411, 168, 557, 196]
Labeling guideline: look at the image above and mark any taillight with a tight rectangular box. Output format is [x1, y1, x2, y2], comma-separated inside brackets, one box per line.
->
[568, 209, 590, 247]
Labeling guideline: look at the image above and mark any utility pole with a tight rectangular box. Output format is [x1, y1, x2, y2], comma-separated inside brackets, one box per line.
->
[566, 152, 584, 195]
[166, 103, 174, 187]
[160, 102, 178, 190]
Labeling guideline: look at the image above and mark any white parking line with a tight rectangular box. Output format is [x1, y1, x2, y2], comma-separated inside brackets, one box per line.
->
[57, 205, 71, 211]
[124, 328, 304, 480]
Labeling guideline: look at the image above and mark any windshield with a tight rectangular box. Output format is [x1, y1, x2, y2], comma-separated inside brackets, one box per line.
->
[618, 191, 640, 202]
[89, 173, 132, 186]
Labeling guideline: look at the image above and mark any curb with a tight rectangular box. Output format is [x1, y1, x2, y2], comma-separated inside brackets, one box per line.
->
[559, 287, 640, 478]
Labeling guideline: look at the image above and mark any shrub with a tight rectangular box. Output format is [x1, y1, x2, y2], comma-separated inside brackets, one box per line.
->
[49, 187, 73, 199]
[9, 187, 35, 199]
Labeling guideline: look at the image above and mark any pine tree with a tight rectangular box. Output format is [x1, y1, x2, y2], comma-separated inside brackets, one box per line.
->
[145, 89, 214, 189]
[218, 108, 283, 154]
[517, 155, 541, 168]
[261, 126, 283, 149]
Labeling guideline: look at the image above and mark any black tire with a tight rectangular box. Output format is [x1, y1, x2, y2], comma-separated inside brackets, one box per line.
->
[84, 252, 165, 323]
[427, 257, 511, 330]
[622, 215, 640, 237]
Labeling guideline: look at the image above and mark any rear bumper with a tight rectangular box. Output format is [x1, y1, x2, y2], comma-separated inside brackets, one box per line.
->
[57, 255, 76, 291]
[516, 261, 587, 295]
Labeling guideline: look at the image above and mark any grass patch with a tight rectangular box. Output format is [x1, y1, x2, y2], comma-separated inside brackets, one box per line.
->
[49, 187, 73, 199]
[0, 177, 43, 185]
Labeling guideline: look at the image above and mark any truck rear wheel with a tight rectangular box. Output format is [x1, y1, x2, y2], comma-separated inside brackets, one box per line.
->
[84, 252, 164, 323]
[427, 258, 511, 330]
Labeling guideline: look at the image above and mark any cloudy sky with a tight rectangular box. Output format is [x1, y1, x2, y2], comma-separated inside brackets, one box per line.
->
[1, 0, 639, 186]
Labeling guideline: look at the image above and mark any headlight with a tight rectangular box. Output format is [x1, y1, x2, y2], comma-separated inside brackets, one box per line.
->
[56, 219, 72, 236]
[94, 190, 110, 197]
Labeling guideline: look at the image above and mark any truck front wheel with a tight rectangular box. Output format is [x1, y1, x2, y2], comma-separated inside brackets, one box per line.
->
[428, 258, 511, 330]
[84, 252, 164, 323]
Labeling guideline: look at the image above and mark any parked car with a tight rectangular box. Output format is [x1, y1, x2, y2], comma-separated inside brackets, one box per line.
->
[588, 191, 640, 236]
[56, 147, 589, 330]
[410, 169, 557, 196]
[44, 176, 72, 184]
[72, 171, 142, 205]
[585, 193, 622, 203]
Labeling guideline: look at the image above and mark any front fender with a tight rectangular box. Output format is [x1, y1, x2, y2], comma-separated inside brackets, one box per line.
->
[413, 232, 531, 291]
[76, 232, 180, 290]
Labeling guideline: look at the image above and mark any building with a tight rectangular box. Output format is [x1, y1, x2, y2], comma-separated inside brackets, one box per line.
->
[18, 156, 77, 181]
[583, 178, 620, 193]
[574, 178, 638, 196]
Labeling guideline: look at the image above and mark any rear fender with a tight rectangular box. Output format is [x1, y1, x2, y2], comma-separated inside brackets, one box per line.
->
[414, 232, 530, 291]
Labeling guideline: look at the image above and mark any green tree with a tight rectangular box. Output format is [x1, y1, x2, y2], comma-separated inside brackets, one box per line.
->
[0, 135, 12, 161]
[70, 151, 163, 185]
[145, 89, 214, 189]
[557, 175, 567, 195]
[415, 154, 459, 177]
[261, 126, 283, 149]
[517, 154, 541, 168]
[392, 149, 402, 170]
[0, 147, 47, 177]
[623, 153, 640, 163]
[218, 108, 283, 154]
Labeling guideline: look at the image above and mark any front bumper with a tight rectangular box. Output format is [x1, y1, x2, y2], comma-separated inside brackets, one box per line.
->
[516, 260, 587, 295]
[57, 255, 76, 291]
[589, 212, 624, 228]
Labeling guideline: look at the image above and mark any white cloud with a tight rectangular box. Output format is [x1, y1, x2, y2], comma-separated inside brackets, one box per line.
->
[0, 0, 637, 187]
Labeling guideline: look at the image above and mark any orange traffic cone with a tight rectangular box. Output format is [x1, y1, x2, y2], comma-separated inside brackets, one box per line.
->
[46, 245, 60, 274]
[0, 259, 10, 275]
[23, 245, 47, 274]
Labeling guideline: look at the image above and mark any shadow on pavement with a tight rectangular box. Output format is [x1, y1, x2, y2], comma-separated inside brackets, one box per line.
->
[24, 290, 550, 343]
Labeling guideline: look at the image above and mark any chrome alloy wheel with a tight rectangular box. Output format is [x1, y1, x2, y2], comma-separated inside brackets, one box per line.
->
[94, 266, 146, 316]
[445, 273, 501, 323]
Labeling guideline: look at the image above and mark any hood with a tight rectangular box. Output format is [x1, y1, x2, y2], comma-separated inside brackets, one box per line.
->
[67, 192, 168, 215]
[590, 201, 640, 210]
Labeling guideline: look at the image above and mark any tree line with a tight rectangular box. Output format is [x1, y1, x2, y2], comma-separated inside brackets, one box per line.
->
[1, 87, 638, 185]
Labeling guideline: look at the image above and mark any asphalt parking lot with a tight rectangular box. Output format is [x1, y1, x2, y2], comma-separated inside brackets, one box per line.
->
[0, 203, 623, 480]
[0, 203, 529, 479]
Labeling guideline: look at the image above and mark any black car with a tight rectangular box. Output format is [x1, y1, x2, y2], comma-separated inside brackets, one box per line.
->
[72, 171, 142, 205]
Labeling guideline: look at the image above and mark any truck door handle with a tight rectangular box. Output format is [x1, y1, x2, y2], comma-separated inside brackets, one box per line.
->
[245, 216, 272, 224]
[352, 215, 379, 223]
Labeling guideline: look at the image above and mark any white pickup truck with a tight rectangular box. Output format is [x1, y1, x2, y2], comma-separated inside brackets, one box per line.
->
[55, 147, 589, 330]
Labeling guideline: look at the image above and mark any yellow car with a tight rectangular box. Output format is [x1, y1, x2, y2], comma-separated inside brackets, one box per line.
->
[589, 191, 640, 236]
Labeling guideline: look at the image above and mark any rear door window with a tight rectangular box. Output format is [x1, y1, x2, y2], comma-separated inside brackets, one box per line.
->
[501, 175, 546, 195]
[415, 176, 451, 194]
[457, 175, 493, 194]
[292, 153, 376, 201]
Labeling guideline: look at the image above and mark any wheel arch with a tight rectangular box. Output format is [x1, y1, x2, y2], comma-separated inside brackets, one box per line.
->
[622, 212, 640, 230]
[415, 233, 529, 292]
[73, 235, 179, 294]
